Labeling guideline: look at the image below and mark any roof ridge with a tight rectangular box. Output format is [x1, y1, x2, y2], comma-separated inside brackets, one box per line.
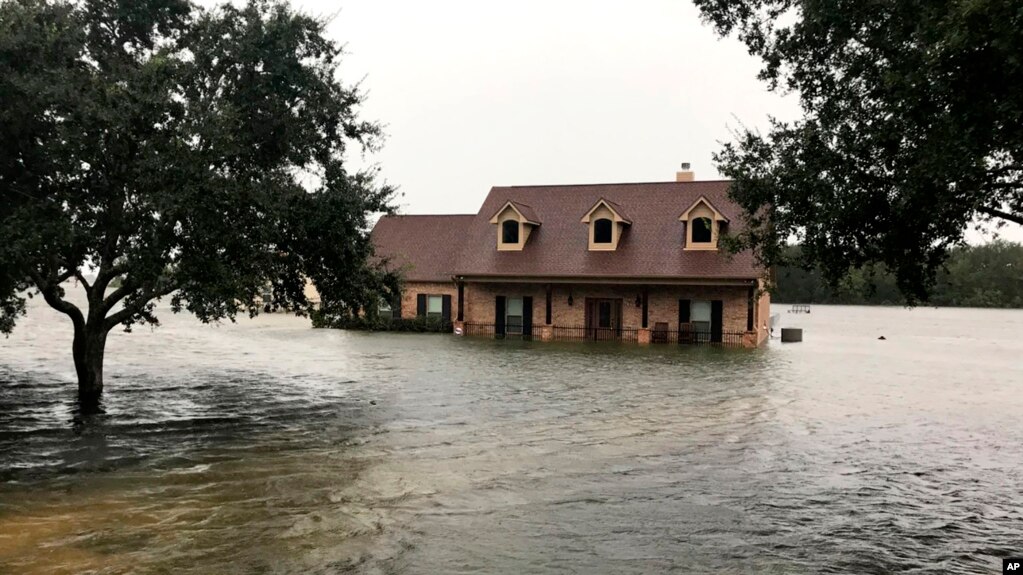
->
[497, 179, 732, 189]
[385, 213, 476, 217]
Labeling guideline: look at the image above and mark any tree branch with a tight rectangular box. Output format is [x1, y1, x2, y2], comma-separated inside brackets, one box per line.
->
[101, 280, 135, 314]
[29, 270, 85, 330]
[93, 262, 125, 295]
[985, 182, 1023, 190]
[55, 268, 77, 284]
[103, 282, 179, 331]
[977, 206, 1023, 226]
[986, 164, 1023, 177]
[74, 270, 93, 291]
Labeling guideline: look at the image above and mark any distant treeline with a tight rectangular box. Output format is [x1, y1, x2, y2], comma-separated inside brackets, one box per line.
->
[772, 241, 1023, 308]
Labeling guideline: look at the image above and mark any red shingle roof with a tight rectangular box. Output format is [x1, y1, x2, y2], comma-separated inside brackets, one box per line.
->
[371, 214, 475, 282]
[454, 180, 762, 280]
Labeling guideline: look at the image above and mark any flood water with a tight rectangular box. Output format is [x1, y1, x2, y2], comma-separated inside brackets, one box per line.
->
[1, 297, 1022, 574]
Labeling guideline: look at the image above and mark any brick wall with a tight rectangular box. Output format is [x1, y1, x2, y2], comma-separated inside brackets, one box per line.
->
[645, 284, 750, 334]
[397, 281, 458, 319]
[463, 282, 758, 335]
[463, 282, 548, 324]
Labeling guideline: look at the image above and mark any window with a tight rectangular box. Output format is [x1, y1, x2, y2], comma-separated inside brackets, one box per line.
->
[582, 199, 629, 251]
[692, 217, 713, 243]
[427, 295, 443, 319]
[492, 202, 538, 251]
[506, 297, 523, 334]
[379, 298, 392, 314]
[593, 218, 613, 244]
[502, 220, 519, 244]
[597, 300, 612, 328]
[691, 300, 711, 334]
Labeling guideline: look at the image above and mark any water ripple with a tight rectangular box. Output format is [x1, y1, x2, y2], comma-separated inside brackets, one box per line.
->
[1, 302, 1022, 573]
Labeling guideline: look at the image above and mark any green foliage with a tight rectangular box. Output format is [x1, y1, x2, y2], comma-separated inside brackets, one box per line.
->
[0, 0, 399, 338]
[311, 311, 453, 333]
[693, 0, 1023, 302]
[774, 241, 1023, 308]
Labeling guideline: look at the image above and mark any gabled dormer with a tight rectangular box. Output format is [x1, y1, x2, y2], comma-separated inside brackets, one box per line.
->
[679, 196, 728, 250]
[489, 201, 541, 251]
[580, 198, 631, 251]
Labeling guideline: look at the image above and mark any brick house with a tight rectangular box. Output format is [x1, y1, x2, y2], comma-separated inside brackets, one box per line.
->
[371, 170, 770, 347]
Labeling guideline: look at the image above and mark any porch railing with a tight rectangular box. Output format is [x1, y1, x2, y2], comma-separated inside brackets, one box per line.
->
[550, 326, 640, 342]
[460, 323, 744, 346]
[653, 324, 747, 346]
[462, 322, 498, 337]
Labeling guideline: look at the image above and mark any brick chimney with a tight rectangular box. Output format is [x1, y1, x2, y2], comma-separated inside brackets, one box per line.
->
[675, 162, 694, 182]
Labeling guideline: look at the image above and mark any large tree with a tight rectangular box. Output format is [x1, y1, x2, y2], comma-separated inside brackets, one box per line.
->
[0, 0, 398, 407]
[693, 0, 1023, 301]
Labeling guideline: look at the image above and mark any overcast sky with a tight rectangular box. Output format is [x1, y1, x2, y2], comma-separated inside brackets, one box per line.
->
[266, 0, 1020, 242]
[309, 0, 799, 214]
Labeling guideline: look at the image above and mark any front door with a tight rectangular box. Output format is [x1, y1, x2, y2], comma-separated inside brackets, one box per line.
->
[585, 298, 622, 340]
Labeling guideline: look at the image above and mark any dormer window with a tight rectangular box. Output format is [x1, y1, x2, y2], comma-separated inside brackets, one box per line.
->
[502, 220, 519, 244]
[581, 199, 631, 251]
[489, 201, 541, 251]
[691, 217, 713, 243]
[593, 218, 613, 244]
[679, 196, 729, 251]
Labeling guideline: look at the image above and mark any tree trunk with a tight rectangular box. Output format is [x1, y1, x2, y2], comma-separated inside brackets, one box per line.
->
[73, 323, 107, 409]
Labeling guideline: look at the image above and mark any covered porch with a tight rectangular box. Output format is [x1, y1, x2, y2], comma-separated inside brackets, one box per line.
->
[452, 278, 767, 348]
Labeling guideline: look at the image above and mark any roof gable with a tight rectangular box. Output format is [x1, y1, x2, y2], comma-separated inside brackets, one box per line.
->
[679, 195, 730, 222]
[580, 198, 632, 224]
[488, 201, 541, 225]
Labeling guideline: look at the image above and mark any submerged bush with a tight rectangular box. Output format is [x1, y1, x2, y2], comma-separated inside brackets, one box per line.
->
[311, 311, 452, 333]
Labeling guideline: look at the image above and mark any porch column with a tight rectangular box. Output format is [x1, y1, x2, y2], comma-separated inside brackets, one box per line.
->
[457, 281, 465, 322]
[641, 289, 649, 329]
[745, 285, 754, 332]
[545, 284, 553, 325]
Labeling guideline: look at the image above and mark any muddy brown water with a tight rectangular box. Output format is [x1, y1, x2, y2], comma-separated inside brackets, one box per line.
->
[1, 297, 1022, 574]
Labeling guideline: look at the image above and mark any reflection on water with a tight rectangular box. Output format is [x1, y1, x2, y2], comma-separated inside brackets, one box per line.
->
[1, 299, 1022, 574]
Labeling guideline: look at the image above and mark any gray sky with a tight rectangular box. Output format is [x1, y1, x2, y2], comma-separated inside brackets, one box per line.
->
[315, 0, 798, 214]
[289, 1, 1021, 242]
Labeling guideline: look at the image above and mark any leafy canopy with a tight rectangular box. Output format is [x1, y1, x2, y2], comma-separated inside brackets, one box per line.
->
[0, 0, 399, 335]
[693, 0, 1023, 301]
